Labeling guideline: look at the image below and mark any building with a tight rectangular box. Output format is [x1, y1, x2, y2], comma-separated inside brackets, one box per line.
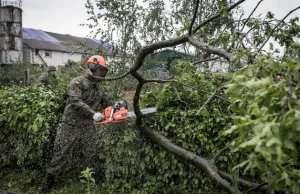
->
[22, 28, 117, 67]
[0, 0, 119, 71]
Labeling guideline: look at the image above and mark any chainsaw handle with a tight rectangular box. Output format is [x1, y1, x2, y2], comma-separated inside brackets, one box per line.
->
[94, 113, 112, 125]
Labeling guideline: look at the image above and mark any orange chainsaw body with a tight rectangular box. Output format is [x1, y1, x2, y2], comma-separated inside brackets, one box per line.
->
[95, 106, 128, 125]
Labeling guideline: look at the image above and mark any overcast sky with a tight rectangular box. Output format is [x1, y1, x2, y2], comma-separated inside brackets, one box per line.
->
[22, 0, 300, 38]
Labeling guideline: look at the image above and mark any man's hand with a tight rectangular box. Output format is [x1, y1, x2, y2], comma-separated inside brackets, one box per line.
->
[93, 112, 104, 122]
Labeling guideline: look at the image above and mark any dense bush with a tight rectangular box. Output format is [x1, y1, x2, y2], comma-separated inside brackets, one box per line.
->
[0, 83, 67, 168]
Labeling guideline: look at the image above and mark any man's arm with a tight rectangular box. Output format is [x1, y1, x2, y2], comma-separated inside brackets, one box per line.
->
[68, 79, 95, 117]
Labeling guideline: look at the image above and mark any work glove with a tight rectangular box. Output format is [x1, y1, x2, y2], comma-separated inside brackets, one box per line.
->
[93, 112, 104, 122]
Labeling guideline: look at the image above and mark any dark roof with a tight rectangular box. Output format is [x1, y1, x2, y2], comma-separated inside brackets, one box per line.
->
[23, 39, 67, 52]
[22, 28, 114, 54]
[23, 28, 61, 43]
[45, 32, 103, 54]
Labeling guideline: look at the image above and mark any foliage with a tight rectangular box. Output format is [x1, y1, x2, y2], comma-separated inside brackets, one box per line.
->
[80, 168, 97, 194]
[0, 83, 67, 168]
[0, 63, 44, 88]
[225, 44, 300, 192]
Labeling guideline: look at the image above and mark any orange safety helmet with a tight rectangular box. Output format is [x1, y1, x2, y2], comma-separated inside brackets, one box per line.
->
[86, 55, 108, 73]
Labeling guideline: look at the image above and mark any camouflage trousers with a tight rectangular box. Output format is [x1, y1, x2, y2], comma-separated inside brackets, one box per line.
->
[47, 121, 99, 176]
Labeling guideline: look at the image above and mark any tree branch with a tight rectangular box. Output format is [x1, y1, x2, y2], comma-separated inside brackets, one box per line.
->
[188, 36, 232, 61]
[240, 0, 265, 32]
[192, 0, 246, 34]
[101, 35, 189, 81]
[188, 35, 247, 67]
[247, 182, 268, 192]
[189, 0, 200, 36]
[257, 6, 300, 55]
[193, 57, 220, 65]
[218, 170, 289, 193]
[212, 147, 230, 164]
[144, 79, 172, 83]
[139, 126, 242, 194]
[178, 82, 230, 103]
[198, 89, 218, 113]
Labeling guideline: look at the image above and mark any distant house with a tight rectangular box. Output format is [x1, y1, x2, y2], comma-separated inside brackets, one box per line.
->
[143, 49, 194, 79]
[22, 28, 117, 67]
[145, 49, 194, 71]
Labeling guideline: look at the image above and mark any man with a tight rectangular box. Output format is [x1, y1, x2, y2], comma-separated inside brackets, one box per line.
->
[41, 55, 114, 193]
[40, 65, 58, 87]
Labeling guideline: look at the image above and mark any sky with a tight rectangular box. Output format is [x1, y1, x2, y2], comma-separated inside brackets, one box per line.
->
[22, 0, 300, 38]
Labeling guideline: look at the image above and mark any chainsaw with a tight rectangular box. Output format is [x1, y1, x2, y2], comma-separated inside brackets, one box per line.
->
[94, 101, 156, 126]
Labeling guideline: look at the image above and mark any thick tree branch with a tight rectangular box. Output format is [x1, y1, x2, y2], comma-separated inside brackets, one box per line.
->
[188, 36, 232, 61]
[139, 126, 242, 194]
[101, 35, 189, 81]
[130, 36, 189, 73]
[188, 35, 247, 67]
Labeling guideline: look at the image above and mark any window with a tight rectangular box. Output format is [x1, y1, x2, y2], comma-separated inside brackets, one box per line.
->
[35, 49, 39, 56]
[45, 51, 52, 58]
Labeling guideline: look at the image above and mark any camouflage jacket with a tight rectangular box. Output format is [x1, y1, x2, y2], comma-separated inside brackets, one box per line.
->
[62, 72, 113, 126]
[40, 73, 59, 87]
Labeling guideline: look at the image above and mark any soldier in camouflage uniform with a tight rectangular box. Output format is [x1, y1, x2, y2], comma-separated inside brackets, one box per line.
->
[40, 65, 58, 86]
[40, 65, 59, 87]
[41, 56, 113, 194]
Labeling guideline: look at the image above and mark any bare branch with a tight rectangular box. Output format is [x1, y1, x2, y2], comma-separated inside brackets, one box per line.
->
[237, 11, 245, 31]
[193, 0, 246, 34]
[189, 0, 200, 36]
[240, 0, 265, 32]
[174, 87, 190, 106]
[257, 6, 300, 54]
[212, 147, 230, 164]
[144, 79, 172, 83]
[198, 89, 218, 112]
[178, 82, 230, 103]
[193, 57, 220, 65]
[211, 19, 235, 46]
[247, 182, 268, 192]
